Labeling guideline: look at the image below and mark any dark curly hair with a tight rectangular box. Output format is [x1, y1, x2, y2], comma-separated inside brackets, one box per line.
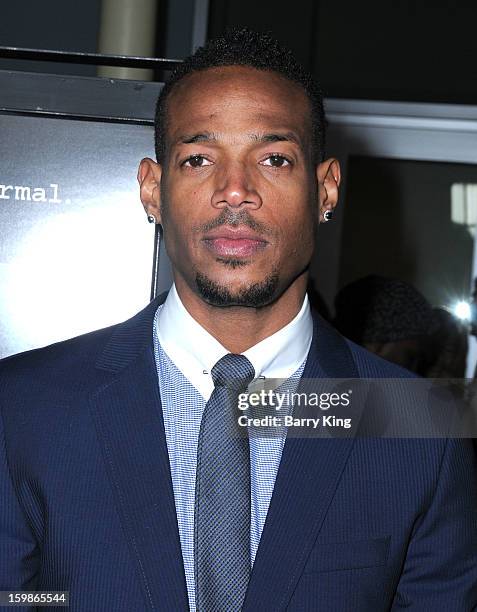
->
[154, 27, 326, 164]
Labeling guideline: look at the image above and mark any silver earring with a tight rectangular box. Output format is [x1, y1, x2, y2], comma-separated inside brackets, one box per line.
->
[323, 210, 333, 222]
[147, 213, 157, 224]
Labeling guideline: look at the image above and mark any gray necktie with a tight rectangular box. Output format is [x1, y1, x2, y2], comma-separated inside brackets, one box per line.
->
[194, 353, 255, 612]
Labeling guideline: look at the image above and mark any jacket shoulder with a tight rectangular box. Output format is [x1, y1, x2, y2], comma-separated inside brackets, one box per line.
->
[0, 323, 118, 404]
[0, 295, 164, 409]
[312, 311, 417, 379]
[344, 337, 419, 379]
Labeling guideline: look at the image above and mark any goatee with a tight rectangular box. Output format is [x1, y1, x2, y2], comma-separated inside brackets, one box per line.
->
[195, 272, 279, 308]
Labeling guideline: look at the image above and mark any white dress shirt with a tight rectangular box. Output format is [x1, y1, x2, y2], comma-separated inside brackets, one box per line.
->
[157, 283, 313, 397]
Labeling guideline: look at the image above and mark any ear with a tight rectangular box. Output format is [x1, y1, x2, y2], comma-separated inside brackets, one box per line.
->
[316, 158, 341, 223]
[137, 157, 163, 224]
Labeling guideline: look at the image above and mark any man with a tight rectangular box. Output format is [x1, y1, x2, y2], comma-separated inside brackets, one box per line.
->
[1, 28, 476, 611]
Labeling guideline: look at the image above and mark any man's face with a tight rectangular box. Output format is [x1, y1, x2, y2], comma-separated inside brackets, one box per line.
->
[140, 66, 338, 308]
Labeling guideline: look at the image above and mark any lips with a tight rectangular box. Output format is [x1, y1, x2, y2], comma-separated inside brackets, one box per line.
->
[203, 228, 268, 258]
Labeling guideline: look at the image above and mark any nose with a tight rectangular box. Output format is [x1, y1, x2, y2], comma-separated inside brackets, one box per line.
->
[211, 162, 262, 210]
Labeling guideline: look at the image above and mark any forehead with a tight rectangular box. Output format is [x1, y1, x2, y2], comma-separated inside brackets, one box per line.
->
[165, 66, 312, 145]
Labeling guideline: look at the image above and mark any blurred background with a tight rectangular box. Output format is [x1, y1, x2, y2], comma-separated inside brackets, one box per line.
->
[1, 0, 477, 379]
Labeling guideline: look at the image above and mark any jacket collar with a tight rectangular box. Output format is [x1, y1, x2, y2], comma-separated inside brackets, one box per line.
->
[95, 293, 167, 373]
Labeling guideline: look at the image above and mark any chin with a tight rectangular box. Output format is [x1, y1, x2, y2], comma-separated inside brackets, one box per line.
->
[195, 270, 280, 308]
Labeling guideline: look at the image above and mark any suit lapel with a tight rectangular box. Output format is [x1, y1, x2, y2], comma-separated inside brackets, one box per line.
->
[89, 296, 189, 611]
[243, 315, 360, 611]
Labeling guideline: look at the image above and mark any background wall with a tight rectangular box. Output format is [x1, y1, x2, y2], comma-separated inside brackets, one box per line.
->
[209, 0, 477, 105]
[339, 157, 477, 309]
[2, 1, 477, 104]
[0, 0, 196, 76]
[208, 0, 318, 71]
[313, 1, 477, 104]
[0, 0, 101, 75]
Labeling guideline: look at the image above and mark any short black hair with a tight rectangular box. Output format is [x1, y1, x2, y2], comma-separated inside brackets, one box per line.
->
[154, 28, 326, 164]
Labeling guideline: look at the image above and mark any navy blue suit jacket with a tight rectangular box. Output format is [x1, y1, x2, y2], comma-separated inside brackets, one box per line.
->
[1, 295, 476, 611]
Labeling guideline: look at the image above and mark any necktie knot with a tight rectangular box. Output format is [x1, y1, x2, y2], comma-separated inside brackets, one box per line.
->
[211, 354, 255, 391]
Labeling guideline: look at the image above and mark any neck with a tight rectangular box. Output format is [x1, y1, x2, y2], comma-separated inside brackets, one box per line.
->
[174, 275, 308, 353]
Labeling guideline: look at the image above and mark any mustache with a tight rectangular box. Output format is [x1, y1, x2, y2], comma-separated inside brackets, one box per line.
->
[195, 209, 273, 236]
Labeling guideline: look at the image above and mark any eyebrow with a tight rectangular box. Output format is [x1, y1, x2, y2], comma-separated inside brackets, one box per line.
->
[179, 132, 217, 144]
[175, 131, 301, 146]
[252, 132, 301, 146]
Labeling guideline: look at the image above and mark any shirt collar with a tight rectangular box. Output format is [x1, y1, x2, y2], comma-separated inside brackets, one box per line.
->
[156, 284, 313, 400]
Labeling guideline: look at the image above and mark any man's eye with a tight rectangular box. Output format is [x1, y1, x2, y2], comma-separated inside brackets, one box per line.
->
[183, 155, 212, 168]
[261, 154, 291, 168]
